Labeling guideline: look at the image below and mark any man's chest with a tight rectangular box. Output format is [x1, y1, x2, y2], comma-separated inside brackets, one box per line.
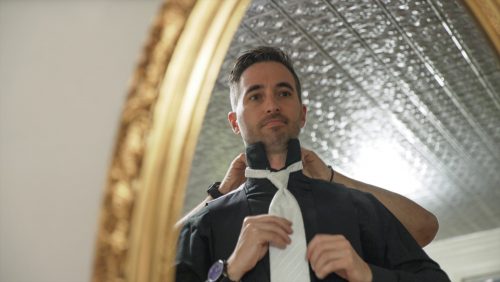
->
[209, 187, 364, 260]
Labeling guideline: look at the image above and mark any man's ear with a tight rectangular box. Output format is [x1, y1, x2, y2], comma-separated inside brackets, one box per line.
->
[228, 112, 240, 134]
[300, 105, 307, 128]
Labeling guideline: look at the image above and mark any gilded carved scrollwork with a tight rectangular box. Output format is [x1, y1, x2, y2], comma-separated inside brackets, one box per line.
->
[92, 1, 249, 282]
[92, 1, 196, 281]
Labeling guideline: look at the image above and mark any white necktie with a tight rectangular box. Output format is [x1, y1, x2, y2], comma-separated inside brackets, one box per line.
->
[245, 161, 310, 282]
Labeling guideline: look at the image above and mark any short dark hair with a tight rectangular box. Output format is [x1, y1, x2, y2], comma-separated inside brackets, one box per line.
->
[228, 46, 302, 110]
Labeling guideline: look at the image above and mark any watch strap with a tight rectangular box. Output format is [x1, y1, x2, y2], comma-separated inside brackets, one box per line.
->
[207, 182, 223, 199]
[222, 260, 236, 282]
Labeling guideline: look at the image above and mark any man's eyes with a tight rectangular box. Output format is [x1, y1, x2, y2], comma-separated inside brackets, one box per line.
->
[247, 90, 293, 101]
[248, 94, 261, 101]
[279, 91, 292, 97]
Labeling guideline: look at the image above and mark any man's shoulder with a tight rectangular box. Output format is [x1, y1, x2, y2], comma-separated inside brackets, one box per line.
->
[183, 185, 247, 228]
[207, 183, 247, 209]
[311, 178, 369, 198]
[310, 178, 383, 211]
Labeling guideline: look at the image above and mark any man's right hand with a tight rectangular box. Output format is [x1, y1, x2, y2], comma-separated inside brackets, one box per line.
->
[226, 215, 292, 281]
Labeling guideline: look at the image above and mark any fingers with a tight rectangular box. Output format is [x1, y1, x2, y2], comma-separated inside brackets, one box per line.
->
[242, 215, 293, 248]
[311, 245, 351, 279]
[307, 234, 347, 263]
[307, 234, 371, 280]
[247, 214, 292, 232]
[314, 260, 347, 279]
[231, 153, 247, 169]
[301, 147, 314, 178]
[220, 153, 247, 194]
[247, 227, 291, 248]
[300, 147, 332, 181]
[301, 147, 312, 156]
[228, 215, 294, 279]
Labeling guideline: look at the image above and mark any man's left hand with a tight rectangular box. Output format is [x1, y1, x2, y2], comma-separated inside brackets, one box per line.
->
[307, 234, 372, 282]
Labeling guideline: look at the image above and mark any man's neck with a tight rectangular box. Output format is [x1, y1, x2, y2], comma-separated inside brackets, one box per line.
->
[267, 152, 287, 170]
[264, 140, 289, 170]
[245, 139, 301, 171]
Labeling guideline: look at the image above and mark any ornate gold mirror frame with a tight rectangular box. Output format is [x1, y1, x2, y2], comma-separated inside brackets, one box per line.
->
[464, 0, 500, 55]
[92, 1, 250, 282]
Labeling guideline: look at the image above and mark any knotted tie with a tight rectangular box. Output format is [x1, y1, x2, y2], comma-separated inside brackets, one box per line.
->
[245, 161, 310, 282]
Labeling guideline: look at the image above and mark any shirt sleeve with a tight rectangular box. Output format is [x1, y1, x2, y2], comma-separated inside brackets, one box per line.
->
[175, 208, 211, 282]
[353, 192, 451, 282]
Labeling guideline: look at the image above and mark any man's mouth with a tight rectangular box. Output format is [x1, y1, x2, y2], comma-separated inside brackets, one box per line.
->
[260, 115, 287, 128]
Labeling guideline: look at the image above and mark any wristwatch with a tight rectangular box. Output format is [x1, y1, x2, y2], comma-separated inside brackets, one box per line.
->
[207, 182, 223, 199]
[207, 259, 235, 282]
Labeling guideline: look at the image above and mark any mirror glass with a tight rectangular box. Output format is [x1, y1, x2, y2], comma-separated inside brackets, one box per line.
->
[183, 0, 500, 242]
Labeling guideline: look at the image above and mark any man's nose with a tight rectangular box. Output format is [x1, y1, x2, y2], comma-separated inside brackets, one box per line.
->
[265, 95, 280, 113]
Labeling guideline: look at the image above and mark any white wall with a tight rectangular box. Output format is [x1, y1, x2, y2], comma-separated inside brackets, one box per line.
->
[425, 227, 500, 282]
[0, 1, 161, 281]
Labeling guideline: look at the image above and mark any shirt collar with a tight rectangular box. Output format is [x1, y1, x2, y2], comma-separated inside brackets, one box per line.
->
[245, 138, 302, 171]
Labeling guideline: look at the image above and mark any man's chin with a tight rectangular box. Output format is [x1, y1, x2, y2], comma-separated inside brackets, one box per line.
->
[261, 134, 290, 152]
[243, 129, 299, 150]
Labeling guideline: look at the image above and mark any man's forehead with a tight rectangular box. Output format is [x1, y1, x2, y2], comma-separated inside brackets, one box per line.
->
[239, 61, 296, 87]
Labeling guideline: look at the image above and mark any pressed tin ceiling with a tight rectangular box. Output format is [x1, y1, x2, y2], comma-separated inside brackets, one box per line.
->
[184, 0, 500, 240]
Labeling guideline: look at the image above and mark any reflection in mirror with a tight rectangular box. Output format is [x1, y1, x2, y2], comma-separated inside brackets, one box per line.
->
[181, 0, 500, 281]
[186, 0, 500, 240]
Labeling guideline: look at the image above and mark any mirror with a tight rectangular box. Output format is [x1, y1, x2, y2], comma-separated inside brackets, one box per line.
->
[93, 0, 500, 281]
[185, 0, 500, 240]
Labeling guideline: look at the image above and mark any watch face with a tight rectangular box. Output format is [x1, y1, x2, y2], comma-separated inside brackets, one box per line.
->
[207, 260, 224, 282]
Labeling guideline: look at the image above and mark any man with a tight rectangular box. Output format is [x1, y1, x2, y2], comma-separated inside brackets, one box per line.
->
[175, 46, 450, 281]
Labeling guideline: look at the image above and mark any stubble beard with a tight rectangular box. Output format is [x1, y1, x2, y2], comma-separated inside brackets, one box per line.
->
[261, 127, 289, 154]
[242, 127, 289, 153]
[261, 121, 302, 154]
[258, 113, 300, 153]
[241, 113, 302, 154]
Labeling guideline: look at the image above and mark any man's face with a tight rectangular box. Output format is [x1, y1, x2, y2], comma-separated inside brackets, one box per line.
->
[228, 61, 307, 152]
